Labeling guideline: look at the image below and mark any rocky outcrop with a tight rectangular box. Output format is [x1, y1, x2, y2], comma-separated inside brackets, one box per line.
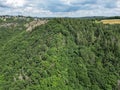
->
[25, 20, 48, 32]
[0, 23, 18, 28]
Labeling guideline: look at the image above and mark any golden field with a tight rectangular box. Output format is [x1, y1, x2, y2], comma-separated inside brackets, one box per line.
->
[101, 19, 120, 24]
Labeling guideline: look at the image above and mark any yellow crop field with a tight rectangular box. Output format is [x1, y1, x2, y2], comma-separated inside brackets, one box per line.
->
[101, 19, 120, 24]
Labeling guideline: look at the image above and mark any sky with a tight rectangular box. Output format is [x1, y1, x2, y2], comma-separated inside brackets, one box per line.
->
[0, 0, 120, 17]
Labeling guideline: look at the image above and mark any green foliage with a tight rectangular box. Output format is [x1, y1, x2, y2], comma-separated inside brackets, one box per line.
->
[0, 17, 120, 90]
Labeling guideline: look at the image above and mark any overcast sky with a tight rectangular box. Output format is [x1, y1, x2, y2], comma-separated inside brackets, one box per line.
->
[0, 0, 120, 17]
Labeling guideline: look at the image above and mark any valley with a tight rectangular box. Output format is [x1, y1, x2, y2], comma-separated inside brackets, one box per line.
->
[0, 16, 120, 90]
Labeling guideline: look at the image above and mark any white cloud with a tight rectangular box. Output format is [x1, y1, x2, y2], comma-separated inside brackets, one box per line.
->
[117, 0, 120, 7]
[60, 0, 76, 5]
[5, 0, 27, 8]
[0, 0, 120, 17]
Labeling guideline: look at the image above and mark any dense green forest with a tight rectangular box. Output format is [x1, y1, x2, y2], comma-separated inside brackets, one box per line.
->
[0, 17, 120, 90]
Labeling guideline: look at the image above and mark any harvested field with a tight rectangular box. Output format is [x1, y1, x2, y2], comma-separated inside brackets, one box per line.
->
[101, 19, 120, 24]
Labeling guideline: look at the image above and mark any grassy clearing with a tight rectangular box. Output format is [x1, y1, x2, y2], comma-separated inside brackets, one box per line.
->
[101, 19, 120, 24]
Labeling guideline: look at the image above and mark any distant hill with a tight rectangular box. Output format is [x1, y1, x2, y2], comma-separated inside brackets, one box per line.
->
[107, 16, 120, 19]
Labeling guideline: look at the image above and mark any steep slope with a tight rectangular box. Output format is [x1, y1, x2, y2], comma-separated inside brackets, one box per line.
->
[0, 18, 120, 90]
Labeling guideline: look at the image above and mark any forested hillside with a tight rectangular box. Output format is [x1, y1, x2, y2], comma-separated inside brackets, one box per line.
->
[0, 17, 120, 90]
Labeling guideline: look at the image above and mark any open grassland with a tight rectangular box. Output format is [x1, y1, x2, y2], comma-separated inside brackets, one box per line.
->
[101, 19, 120, 24]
